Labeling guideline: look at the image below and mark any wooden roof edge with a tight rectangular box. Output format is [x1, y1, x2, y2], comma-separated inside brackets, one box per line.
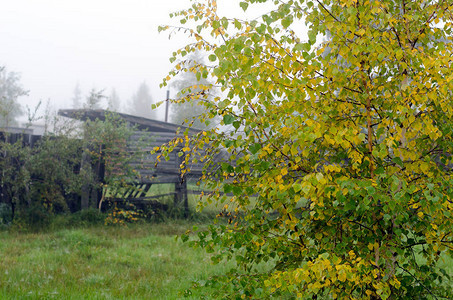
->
[58, 108, 201, 135]
[0, 126, 34, 135]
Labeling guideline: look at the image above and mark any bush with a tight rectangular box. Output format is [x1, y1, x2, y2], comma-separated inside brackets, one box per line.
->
[0, 203, 12, 225]
[16, 203, 52, 231]
[0, 110, 144, 226]
[70, 208, 106, 226]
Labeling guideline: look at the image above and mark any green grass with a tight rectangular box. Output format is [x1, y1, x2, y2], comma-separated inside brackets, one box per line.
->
[1, 215, 452, 299]
[0, 222, 233, 299]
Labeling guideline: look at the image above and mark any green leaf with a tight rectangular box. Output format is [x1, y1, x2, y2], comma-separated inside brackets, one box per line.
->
[234, 19, 242, 30]
[223, 183, 233, 193]
[224, 140, 234, 148]
[308, 31, 317, 43]
[249, 143, 261, 154]
[256, 24, 266, 34]
[281, 16, 293, 28]
[262, 15, 273, 25]
[223, 114, 235, 125]
[294, 43, 304, 51]
[221, 163, 234, 173]
[221, 18, 229, 30]
[392, 157, 403, 167]
[239, 2, 249, 11]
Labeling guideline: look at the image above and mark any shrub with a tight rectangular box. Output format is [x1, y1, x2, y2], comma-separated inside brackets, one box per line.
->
[0, 203, 12, 225]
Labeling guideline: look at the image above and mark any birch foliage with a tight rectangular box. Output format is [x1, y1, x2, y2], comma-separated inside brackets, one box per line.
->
[159, 0, 453, 298]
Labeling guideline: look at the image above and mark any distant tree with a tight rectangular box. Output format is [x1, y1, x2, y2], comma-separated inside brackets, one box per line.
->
[107, 88, 121, 112]
[71, 83, 82, 109]
[170, 52, 218, 129]
[0, 66, 27, 127]
[84, 88, 105, 110]
[128, 82, 155, 119]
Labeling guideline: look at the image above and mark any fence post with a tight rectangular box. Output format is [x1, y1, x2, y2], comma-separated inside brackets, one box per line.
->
[182, 175, 188, 217]
[174, 149, 189, 217]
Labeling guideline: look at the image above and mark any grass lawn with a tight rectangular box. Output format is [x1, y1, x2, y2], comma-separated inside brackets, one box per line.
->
[0, 221, 233, 299]
[1, 195, 451, 299]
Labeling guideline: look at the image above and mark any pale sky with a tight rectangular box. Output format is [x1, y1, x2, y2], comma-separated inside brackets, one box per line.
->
[0, 0, 284, 122]
[0, 0, 198, 121]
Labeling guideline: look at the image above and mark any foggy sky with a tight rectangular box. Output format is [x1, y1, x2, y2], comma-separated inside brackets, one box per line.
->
[0, 0, 282, 123]
[0, 0, 197, 122]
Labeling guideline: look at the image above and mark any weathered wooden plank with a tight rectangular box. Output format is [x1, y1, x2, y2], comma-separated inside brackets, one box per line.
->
[131, 131, 187, 137]
[137, 183, 152, 198]
[139, 177, 181, 184]
[110, 193, 176, 201]
[107, 197, 171, 212]
[128, 136, 181, 143]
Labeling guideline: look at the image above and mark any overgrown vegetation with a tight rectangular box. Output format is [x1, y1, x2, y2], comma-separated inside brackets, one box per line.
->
[159, 0, 453, 298]
[0, 134, 83, 228]
[0, 111, 152, 228]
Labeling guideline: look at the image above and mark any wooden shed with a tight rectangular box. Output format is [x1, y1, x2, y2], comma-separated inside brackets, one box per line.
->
[58, 109, 204, 215]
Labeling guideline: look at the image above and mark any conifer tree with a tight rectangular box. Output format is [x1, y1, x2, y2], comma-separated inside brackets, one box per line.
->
[170, 51, 218, 129]
[0, 66, 27, 126]
[128, 82, 155, 119]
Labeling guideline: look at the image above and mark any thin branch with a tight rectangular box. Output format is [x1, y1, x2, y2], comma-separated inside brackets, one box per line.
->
[397, 263, 439, 300]
[347, 219, 373, 232]
[315, 0, 340, 23]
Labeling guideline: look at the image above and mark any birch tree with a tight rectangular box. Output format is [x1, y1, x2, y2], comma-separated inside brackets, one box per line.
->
[159, 0, 453, 298]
